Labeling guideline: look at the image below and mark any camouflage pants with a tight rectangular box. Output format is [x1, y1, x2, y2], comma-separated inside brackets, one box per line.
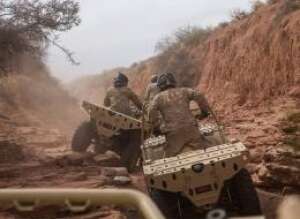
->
[164, 125, 210, 157]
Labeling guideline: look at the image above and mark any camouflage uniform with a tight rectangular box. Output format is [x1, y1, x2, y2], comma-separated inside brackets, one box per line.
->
[144, 83, 160, 111]
[149, 87, 210, 157]
[104, 87, 142, 117]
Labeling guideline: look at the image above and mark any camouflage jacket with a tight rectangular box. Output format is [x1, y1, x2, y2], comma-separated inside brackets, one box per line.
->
[148, 87, 209, 133]
[103, 87, 142, 116]
[144, 83, 160, 108]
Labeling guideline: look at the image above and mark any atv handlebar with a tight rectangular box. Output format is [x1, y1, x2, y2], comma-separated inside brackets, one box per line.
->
[0, 188, 266, 219]
[0, 188, 165, 219]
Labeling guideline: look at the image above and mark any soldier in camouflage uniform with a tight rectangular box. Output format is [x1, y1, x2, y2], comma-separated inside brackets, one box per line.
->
[103, 72, 142, 171]
[104, 72, 142, 117]
[144, 74, 160, 108]
[148, 73, 211, 157]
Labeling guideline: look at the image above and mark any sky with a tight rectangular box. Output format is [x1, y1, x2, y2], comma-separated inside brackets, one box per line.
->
[47, 0, 252, 82]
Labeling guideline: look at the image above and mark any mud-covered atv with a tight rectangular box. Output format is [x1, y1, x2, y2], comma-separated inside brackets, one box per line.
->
[71, 101, 148, 172]
[141, 112, 262, 218]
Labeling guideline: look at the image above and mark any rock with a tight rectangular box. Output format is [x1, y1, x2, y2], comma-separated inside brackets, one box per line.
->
[93, 151, 120, 166]
[59, 152, 91, 166]
[112, 176, 131, 186]
[64, 172, 87, 181]
[102, 167, 129, 177]
[257, 147, 300, 187]
[249, 148, 264, 163]
[60, 210, 112, 219]
[105, 211, 127, 219]
[105, 150, 121, 158]
[257, 164, 270, 179]
[263, 147, 300, 166]
[246, 163, 259, 174]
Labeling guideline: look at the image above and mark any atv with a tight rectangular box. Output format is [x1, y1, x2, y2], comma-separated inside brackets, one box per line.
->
[71, 101, 149, 172]
[141, 110, 262, 219]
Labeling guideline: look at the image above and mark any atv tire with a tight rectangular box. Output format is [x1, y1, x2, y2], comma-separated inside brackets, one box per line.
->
[71, 121, 97, 153]
[229, 168, 262, 216]
[150, 189, 181, 219]
[119, 130, 141, 173]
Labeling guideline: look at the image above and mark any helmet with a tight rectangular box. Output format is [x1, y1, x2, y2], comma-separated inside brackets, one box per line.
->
[157, 73, 176, 91]
[150, 74, 158, 83]
[114, 72, 128, 88]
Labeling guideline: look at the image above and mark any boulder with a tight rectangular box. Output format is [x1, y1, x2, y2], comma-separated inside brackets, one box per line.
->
[249, 148, 265, 163]
[56, 152, 92, 166]
[257, 147, 300, 187]
[112, 176, 131, 186]
[93, 151, 120, 166]
[102, 167, 129, 177]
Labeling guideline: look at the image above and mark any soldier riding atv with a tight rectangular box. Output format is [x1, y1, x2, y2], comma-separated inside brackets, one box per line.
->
[141, 73, 262, 218]
[71, 101, 145, 172]
[71, 72, 144, 172]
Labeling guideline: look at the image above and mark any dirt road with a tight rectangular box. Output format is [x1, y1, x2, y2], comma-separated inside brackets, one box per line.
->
[0, 112, 286, 219]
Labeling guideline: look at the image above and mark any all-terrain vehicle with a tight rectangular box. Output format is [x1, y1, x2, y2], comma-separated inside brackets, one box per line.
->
[73, 101, 261, 218]
[141, 111, 262, 218]
[71, 101, 149, 172]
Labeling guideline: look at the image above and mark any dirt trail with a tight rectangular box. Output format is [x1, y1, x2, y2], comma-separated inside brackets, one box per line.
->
[0, 118, 143, 218]
[0, 110, 284, 219]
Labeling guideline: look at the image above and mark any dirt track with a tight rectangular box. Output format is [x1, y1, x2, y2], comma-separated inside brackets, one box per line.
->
[0, 119, 284, 219]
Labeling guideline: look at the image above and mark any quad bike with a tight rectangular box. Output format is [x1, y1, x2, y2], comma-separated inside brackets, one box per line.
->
[72, 101, 261, 218]
[71, 101, 149, 172]
[141, 108, 262, 219]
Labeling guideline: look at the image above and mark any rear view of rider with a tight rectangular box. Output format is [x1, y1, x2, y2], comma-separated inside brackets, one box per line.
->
[148, 73, 211, 157]
[104, 72, 142, 117]
[144, 74, 160, 109]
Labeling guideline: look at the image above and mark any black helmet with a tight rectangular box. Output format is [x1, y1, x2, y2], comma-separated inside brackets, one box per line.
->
[157, 73, 176, 91]
[150, 74, 158, 83]
[114, 72, 128, 88]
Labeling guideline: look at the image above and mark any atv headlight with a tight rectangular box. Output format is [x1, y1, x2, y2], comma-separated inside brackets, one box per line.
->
[192, 163, 205, 173]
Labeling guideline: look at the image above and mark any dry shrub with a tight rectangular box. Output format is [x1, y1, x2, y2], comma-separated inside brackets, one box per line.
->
[218, 22, 229, 29]
[155, 26, 212, 53]
[0, 0, 81, 74]
[274, 0, 300, 22]
[251, 0, 266, 12]
[230, 9, 249, 21]
[281, 0, 300, 14]
[267, 0, 279, 4]
[154, 26, 212, 87]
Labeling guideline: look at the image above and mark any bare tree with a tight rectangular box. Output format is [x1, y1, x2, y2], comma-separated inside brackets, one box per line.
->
[0, 0, 81, 73]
